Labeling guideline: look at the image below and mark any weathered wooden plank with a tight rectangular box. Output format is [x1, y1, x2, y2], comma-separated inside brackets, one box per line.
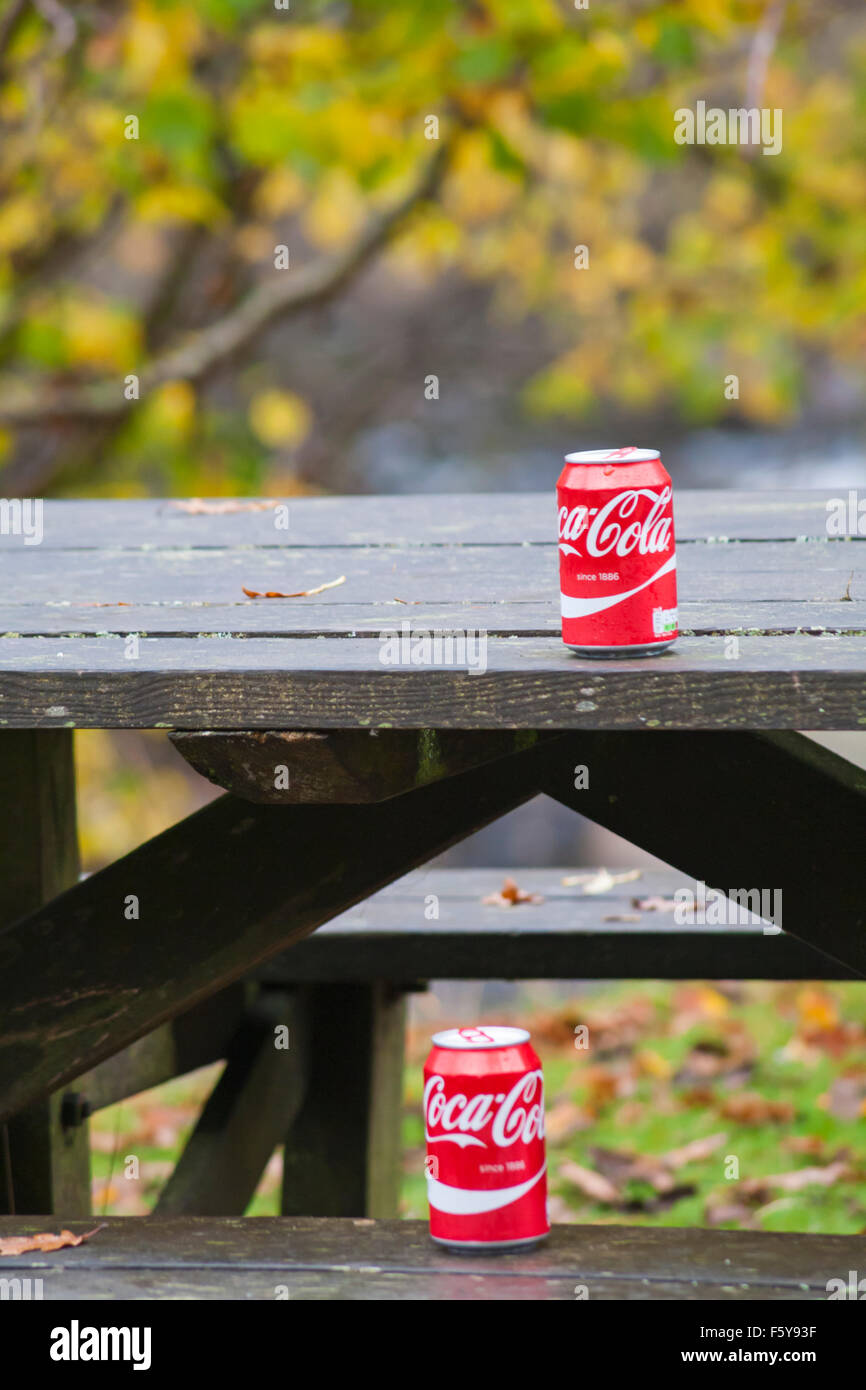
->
[0, 736, 557, 1119]
[0, 1267, 832, 1300]
[0, 540, 862, 610]
[281, 984, 406, 1219]
[0, 599, 864, 638]
[156, 992, 308, 1217]
[0, 732, 89, 1217]
[541, 732, 866, 977]
[257, 869, 854, 981]
[76, 985, 250, 1112]
[0, 635, 863, 728]
[0, 491, 855, 548]
[171, 729, 556, 802]
[0, 1217, 855, 1292]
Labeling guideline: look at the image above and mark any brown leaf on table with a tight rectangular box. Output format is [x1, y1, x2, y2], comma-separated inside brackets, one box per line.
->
[0, 1224, 106, 1257]
[481, 876, 544, 907]
[720, 1092, 795, 1125]
[172, 499, 281, 514]
[603, 913, 642, 923]
[561, 868, 641, 893]
[631, 895, 679, 913]
[242, 575, 346, 599]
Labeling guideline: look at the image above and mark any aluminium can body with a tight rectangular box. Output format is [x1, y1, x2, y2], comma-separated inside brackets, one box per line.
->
[557, 446, 678, 656]
[423, 1025, 548, 1252]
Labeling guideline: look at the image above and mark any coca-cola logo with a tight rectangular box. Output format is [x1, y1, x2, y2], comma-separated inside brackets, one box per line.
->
[424, 1070, 545, 1150]
[559, 487, 673, 559]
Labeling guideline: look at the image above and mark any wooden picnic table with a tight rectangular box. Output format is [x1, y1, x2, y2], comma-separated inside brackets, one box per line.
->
[0, 489, 863, 1296]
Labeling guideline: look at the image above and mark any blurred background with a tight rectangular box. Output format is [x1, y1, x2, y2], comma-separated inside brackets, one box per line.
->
[3, 0, 864, 1229]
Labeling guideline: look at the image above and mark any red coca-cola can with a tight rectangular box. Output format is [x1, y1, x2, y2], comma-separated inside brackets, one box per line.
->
[557, 446, 678, 656]
[423, 1025, 548, 1251]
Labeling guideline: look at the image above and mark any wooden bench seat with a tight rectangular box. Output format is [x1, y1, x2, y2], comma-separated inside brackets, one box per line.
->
[260, 867, 857, 982]
[0, 1216, 852, 1300]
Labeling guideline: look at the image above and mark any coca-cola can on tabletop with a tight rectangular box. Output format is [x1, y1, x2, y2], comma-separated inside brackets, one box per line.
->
[557, 446, 678, 656]
[423, 1025, 548, 1251]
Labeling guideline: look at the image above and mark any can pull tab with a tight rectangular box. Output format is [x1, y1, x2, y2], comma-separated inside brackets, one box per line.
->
[458, 1026, 496, 1045]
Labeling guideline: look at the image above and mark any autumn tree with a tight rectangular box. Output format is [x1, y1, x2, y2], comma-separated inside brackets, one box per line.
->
[0, 0, 862, 495]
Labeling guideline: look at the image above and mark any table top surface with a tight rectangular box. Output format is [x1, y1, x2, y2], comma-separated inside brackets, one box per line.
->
[0, 490, 863, 730]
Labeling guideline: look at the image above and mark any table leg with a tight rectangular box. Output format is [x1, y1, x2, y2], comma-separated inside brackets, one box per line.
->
[0, 732, 90, 1216]
[281, 983, 406, 1219]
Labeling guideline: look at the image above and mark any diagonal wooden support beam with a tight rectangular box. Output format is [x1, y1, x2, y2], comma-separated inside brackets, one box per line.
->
[0, 732, 563, 1121]
[540, 731, 866, 978]
[156, 990, 308, 1217]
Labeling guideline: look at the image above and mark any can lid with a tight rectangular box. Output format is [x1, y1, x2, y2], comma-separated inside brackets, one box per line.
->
[431, 1025, 530, 1050]
[564, 446, 660, 464]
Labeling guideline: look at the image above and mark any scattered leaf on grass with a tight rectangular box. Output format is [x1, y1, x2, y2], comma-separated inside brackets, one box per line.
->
[824, 1076, 866, 1120]
[720, 1092, 795, 1125]
[544, 1098, 592, 1143]
[0, 1224, 106, 1257]
[706, 1200, 758, 1228]
[242, 575, 346, 598]
[761, 1161, 849, 1193]
[591, 1146, 676, 1194]
[559, 1160, 621, 1205]
[661, 1131, 729, 1169]
[482, 876, 544, 907]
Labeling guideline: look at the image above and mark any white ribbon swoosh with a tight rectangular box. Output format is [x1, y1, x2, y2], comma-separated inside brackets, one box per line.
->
[427, 1161, 546, 1215]
[426, 1133, 486, 1148]
[560, 552, 676, 620]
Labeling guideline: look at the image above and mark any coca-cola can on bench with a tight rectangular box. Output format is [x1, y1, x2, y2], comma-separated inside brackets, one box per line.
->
[424, 1025, 548, 1251]
[557, 446, 678, 656]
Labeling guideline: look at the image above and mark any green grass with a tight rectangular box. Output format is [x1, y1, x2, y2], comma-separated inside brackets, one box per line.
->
[91, 981, 866, 1232]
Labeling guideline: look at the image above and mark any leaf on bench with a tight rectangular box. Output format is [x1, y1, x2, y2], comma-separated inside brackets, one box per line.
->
[560, 868, 641, 893]
[0, 1224, 106, 1257]
[481, 876, 544, 907]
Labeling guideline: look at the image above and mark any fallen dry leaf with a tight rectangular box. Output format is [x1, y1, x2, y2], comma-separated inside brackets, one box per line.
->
[661, 1131, 729, 1170]
[172, 499, 282, 514]
[243, 575, 346, 599]
[720, 1092, 795, 1125]
[544, 1099, 591, 1143]
[559, 1160, 621, 1205]
[482, 876, 544, 907]
[561, 868, 641, 893]
[706, 1200, 758, 1228]
[0, 1224, 106, 1257]
[591, 1146, 676, 1194]
[762, 1161, 849, 1193]
[824, 1076, 866, 1120]
[632, 895, 679, 913]
[603, 913, 642, 923]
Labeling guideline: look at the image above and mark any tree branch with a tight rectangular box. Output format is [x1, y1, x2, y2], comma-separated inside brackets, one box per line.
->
[0, 138, 454, 425]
